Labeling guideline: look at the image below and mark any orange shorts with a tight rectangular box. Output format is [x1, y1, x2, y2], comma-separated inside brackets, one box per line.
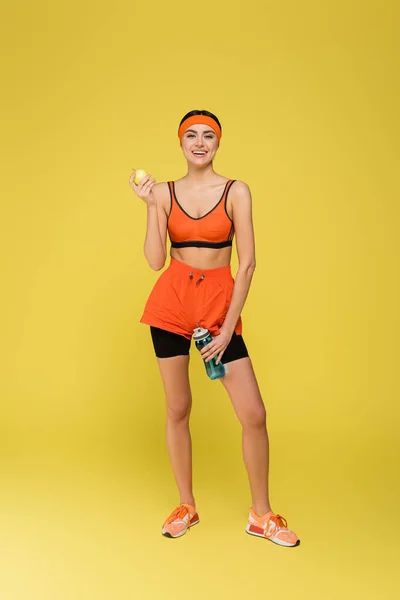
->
[140, 257, 242, 340]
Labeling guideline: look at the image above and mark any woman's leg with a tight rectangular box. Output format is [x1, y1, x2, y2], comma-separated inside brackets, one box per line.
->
[220, 357, 272, 516]
[157, 354, 195, 507]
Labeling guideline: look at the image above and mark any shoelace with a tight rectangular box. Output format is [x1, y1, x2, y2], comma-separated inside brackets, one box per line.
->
[263, 514, 288, 538]
[163, 504, 194, 533]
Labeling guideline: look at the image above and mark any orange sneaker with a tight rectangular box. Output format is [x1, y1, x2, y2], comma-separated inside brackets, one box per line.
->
[162, 503, 200, 538]
[246, 508, 300, 547]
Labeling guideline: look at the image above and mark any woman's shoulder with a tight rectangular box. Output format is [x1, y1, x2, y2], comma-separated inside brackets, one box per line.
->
[229, 180, 251, 201]
[152, 181, 170, 198]
[226, 181, 252, 221]
[152, 181, 170, 190]
[150, 182, 171, 213]
[221, 177, 250, 189]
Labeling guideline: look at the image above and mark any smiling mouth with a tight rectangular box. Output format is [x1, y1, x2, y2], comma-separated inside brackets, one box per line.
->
[192, 151, 207, 156]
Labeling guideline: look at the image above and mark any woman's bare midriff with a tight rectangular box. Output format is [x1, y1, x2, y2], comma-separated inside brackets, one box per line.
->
[170, 246, 232, 270]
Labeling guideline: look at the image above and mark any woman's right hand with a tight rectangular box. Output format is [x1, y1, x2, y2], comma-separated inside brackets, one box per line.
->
[129, 171, 157, 207]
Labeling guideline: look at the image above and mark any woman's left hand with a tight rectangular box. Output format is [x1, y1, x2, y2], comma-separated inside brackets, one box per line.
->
[200, 328, 233, 365]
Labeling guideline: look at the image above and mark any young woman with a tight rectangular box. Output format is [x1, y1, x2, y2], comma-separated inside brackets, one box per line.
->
[129, 110, 300, 547]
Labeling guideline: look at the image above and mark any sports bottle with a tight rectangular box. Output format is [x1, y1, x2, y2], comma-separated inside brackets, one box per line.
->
[193, 327, 226, 380]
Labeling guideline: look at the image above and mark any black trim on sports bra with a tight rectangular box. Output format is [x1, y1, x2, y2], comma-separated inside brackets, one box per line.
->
[170, 240, 233, 249]
[167, 181, 173, 222]
[224, 180, 236, 222]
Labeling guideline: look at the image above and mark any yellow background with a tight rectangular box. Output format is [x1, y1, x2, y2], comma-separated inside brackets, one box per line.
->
[1, 0, 399, 598]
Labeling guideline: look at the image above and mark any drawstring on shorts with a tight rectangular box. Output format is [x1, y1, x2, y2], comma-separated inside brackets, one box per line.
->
[189, 272, 206, 286]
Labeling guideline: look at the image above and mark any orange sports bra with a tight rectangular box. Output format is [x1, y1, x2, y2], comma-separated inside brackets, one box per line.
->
[167, 180, 236, 249]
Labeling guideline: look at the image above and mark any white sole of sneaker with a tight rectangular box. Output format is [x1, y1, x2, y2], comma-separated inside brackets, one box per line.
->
[162, 518, 200, 539]
[245, 524, 300, 547]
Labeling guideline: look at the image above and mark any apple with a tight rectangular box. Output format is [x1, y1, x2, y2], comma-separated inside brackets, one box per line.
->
[133, 168, 148, 185]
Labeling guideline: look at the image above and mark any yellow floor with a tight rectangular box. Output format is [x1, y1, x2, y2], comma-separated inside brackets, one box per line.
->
[0, 429, 397, 600]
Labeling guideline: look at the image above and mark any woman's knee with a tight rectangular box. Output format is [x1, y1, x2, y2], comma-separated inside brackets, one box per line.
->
[241, 402, 267, 429]
[166, 396, 192, 423]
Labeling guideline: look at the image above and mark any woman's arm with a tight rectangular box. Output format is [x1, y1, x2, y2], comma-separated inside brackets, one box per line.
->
[201, 180, 256, 364]
[143, 182, 169, 271]
[221, 181, 256, 334]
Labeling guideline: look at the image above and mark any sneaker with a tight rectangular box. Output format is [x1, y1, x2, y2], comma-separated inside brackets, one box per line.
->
[246, 508, 300, 547]
[162, 503, 200, 538]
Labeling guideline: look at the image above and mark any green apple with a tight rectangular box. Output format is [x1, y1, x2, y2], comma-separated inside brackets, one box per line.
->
[133, 168, 148, 185]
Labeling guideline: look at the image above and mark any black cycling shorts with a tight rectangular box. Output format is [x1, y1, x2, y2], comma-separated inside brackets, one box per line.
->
[150, 326, 249, 364]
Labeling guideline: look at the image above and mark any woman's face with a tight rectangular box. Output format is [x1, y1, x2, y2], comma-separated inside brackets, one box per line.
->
[180, 124, 219, 166]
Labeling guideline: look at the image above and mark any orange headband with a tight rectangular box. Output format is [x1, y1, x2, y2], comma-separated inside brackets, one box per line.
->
[178, 115, 222, 144]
